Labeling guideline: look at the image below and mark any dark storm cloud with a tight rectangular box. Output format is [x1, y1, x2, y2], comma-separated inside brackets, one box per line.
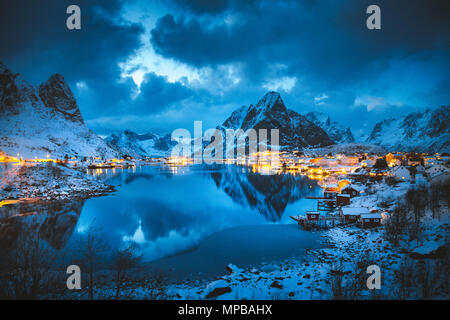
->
[133, 73, 194, 113]
[0, 0, 142, 80]
[0, 0, 448, 135]
[149, 0, 449, 134]
[0, 0, 143, 118]
[151, 0, 450, 88]
[0, 0, 193, 124]
[167, 0, 229, 15]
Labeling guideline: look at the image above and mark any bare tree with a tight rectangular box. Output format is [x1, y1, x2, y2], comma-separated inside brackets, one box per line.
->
[384, 201, 410, 246]
[75, 223, 109, 299]
[429, 183, 441, 220]
[393, 256, 415, 299]
[142, 270, 167, 300]
[0, 231, 58, 299]
[112, 244, 143, 299]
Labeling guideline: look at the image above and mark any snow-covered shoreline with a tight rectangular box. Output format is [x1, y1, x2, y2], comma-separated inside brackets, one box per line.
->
[1, 161, 448, 300]
[163, 179, 449, 300]
[0, 162, 115, 202]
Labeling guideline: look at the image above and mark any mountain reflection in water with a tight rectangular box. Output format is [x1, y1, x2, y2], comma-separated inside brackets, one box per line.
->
[0, 165, 321, 266]
[0, 199, 84, 250]
[211, 166, 319, 222]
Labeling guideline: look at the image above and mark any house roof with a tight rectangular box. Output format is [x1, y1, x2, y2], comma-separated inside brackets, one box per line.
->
[341, 184, 362, 192]
[361, 213, 383, 219]
[341, 207, 370, 215]
[393, 165, 409, 172]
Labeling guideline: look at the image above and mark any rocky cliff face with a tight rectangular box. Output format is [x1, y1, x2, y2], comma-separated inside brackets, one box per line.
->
[219, 91, 334, 150]
[367, 106, 450, 153]
[0, 61, 117, 159]
[38, 74, 83, 123]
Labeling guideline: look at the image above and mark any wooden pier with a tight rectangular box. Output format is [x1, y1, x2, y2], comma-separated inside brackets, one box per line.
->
[291, 214, 340, 230]
[317, 199, 337, 211]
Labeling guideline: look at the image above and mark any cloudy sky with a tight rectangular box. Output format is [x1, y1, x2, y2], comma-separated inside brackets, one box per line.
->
[1, 0, 448, 139]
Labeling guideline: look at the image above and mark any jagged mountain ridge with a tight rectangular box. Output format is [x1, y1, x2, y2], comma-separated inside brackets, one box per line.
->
[305, 111, 354, 144]
[105, 129, 177, 158]
[367, 106, 450, 153]
[0, 62, 117, 159]
[218, 92, 334, 150]
[116, 92, 337, 159]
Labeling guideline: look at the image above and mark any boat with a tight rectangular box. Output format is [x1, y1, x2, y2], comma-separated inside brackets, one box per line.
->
[290, 215, 306, 223]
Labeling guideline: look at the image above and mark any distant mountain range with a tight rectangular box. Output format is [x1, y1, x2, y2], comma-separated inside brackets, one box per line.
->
[1, 61, 448, 158]
[367, 106, 449, 153]
[105, 130, 176, 158]
[305, 111, 354, 144]
[0, 62, 117, 159]
[110, 94, 449, 156]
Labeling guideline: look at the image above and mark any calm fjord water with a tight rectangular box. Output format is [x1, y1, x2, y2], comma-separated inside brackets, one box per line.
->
[2, 164, 324, 281]
[76, 164, 323, 279]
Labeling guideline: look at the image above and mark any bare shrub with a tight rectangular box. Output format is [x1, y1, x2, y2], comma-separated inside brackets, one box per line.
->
[0, 231, 59, 299]
[73, 223, 109, 300]
[112, 244, 143, 299]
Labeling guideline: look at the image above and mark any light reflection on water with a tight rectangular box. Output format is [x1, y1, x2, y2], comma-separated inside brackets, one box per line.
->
[1, 164, 323, 280]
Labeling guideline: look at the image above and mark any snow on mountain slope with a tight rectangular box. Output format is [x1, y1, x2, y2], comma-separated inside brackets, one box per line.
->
[105, 129, 177, 158]
[367, 106, 450, 153]
[305, 111, 354, 144]
[218, 92, 334, 150]
[0, 62, 117, 159]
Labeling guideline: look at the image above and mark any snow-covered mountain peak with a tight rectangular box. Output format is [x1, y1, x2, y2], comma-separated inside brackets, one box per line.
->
[0, 62, 117, 159]
[39, 73, 83, 123]
[219, 91, 334, 149]
[0, 62, 39, 113]
[105, 129, 177, 158]
[305, 111, 355, 144]
[256, 91, 282, 109]
[251, 91, 287, 117]
[367, 106, 449, 152]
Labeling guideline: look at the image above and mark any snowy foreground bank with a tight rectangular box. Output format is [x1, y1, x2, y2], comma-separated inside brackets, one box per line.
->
[164, 180, 449, 300]
[166, 221, 447, 300]
[0, 162, 114, 201]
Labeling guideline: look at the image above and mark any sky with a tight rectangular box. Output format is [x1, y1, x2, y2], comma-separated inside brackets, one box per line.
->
[0, 0, 449, 140]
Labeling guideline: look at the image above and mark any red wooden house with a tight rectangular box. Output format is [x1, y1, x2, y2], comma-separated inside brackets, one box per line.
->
[306, 211, 320, 221]
[336, 194, 351, 206]
[341, 185, 360, 198]
[324, 184, 339, 199]
[340, 207, 370, 223]
[359, 213, 382, 228]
